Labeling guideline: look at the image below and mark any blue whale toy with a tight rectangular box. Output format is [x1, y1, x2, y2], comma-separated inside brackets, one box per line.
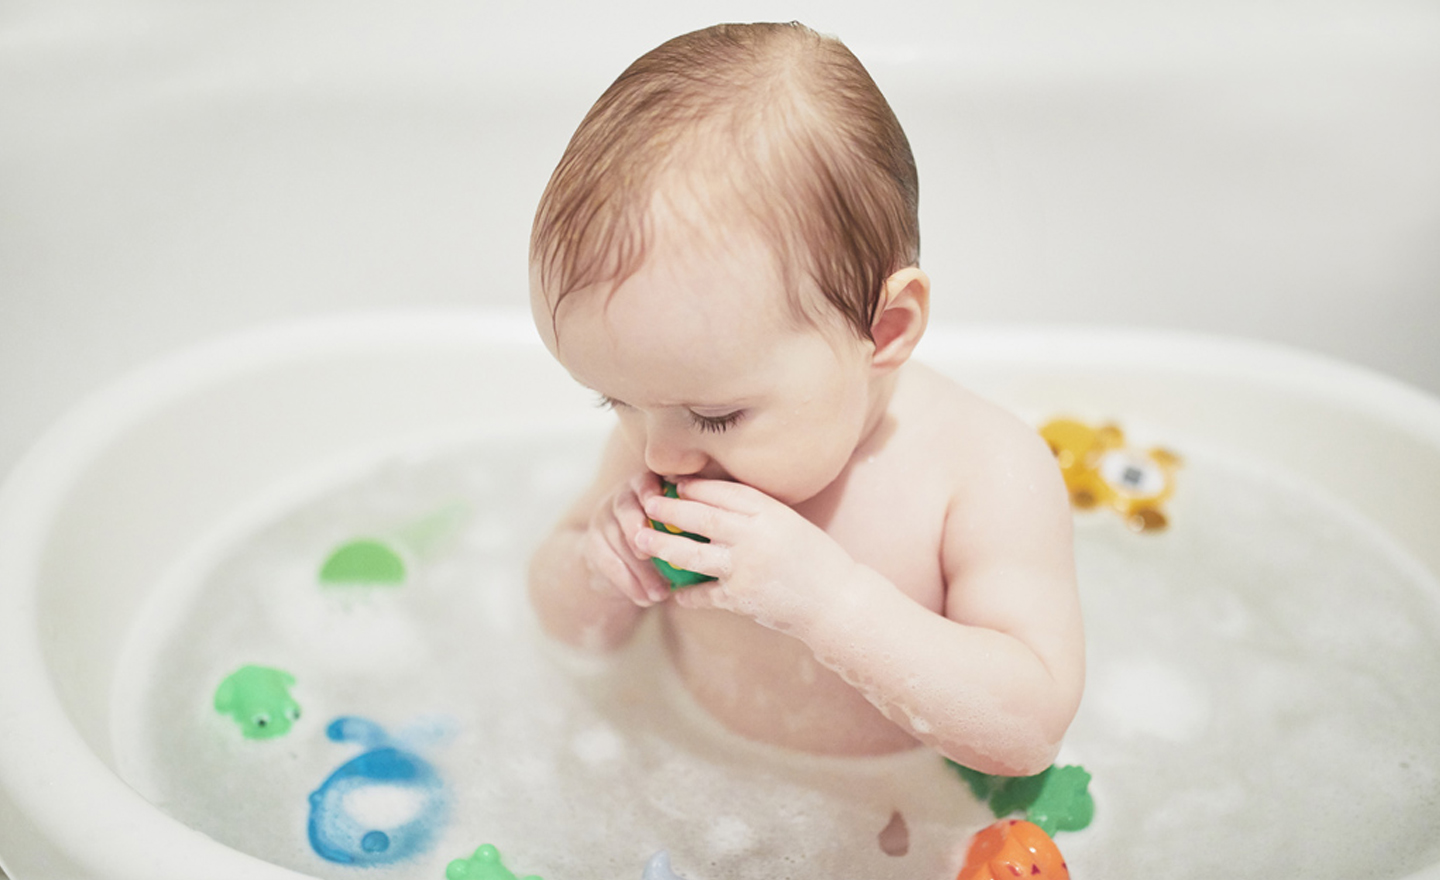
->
[307, 716, 447, 866]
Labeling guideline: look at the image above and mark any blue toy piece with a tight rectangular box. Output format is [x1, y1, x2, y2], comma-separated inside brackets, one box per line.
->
[307, 716, 447, 866]
[642, 850, 689, 880]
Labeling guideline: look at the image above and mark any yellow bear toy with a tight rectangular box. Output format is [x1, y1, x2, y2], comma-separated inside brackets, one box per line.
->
[1039, 418, 1181, 532]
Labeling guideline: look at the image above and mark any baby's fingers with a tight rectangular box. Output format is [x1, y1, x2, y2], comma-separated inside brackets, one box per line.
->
[671, 477, 771, 514]
[585, 539, 648, 605]
[587, 525, 669, 606]
[628, 471, 665, 504]
[634, 526, 730, 581]
[613, 490, 659, 561]
[642, 493, 730, 544]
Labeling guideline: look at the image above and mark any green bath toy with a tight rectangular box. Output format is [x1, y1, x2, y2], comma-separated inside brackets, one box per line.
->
[949, 761, 1095, 835]
[320, 539, 407, 586]
[214, 664, 301, 739]
[319, 503, 470, 587]
[1022, 765, 1095, 835]
[445, 844, 543, 880]
[649, 481, 716, 589]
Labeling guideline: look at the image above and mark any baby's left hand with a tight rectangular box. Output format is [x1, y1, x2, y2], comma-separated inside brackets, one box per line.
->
[636, 478, 860, 631]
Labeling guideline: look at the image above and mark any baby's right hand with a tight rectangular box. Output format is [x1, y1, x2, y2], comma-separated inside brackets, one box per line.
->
[582, 472, 673, 607]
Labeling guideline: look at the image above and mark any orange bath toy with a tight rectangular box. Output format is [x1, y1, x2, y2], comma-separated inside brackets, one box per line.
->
[957, 819, 1069, 880]
[1039, 417, 1180, 532]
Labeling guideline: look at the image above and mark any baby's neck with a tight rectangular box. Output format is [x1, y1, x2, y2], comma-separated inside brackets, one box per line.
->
[853, 364, 905, 460]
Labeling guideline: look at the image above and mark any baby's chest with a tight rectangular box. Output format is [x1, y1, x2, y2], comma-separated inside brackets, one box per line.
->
[805, 468, 950, 612]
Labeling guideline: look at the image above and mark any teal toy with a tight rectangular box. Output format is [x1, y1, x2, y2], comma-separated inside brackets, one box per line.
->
[648, 481, 716, 589]
[949, 762, 1095, 836]
[213, 664, 301, 739]
[445, 844, 543, 880]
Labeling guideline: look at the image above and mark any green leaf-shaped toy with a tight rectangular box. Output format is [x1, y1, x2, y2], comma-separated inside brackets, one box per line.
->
[948, 761, 1095, 835]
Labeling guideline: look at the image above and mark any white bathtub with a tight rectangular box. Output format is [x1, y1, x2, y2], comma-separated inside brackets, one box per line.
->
[4, 2, 1440, 876]
[1, 312, 1439, 879]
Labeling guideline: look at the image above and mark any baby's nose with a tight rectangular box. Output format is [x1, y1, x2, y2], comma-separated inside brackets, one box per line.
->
[643, 427, 708, 478]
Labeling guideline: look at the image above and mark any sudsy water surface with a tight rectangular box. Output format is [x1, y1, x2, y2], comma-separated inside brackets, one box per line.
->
[111, 424, 1440, 879]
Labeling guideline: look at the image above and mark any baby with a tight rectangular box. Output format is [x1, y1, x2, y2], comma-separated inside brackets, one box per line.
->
[526, 22, 1083, 777]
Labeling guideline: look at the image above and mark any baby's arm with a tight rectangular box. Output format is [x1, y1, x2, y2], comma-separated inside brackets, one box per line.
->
[807, 430, 1084, 775]
[638, 431, 1083, 776]
[927, 430, 1086, 772]
[528, 427, 673, 651]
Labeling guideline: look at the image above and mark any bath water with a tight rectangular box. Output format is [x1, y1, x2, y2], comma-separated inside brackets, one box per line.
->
[111, 423, 1440, 879]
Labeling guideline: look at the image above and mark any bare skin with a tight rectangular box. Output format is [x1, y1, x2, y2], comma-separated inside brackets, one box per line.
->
[528, 214, 1084, 776]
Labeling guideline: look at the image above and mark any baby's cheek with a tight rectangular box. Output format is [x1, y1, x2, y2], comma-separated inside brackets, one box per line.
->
[764, 443, 854, 507]
[616, 420, 648, 455]
[726, 467, 813, 509]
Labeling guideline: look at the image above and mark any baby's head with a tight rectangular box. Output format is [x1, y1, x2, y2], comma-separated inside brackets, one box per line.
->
[532, 21, 919, 342]
[530, 22, 930, 503]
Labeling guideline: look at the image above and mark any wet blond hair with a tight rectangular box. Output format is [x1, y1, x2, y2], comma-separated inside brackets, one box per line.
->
[530, 22, 919, 341]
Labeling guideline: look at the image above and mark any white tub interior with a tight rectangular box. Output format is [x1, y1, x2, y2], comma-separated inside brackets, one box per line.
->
[2, 314, 1440, 879]
[5, 1, 1440, 877]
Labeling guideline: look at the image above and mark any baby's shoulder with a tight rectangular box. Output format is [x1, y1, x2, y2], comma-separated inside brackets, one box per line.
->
[898, 363, 1048, 454]
[895, 363, 1059, 493]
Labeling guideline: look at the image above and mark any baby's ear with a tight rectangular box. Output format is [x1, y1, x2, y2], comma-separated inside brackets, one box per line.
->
[870, 267, 930, 373]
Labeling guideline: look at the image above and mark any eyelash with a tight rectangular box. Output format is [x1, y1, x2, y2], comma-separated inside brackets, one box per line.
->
[595, 395, 745, 434]
[690, 410, 745, 434]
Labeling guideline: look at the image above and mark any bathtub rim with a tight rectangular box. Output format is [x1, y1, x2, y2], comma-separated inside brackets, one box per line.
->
[2, 308, 1440, 880]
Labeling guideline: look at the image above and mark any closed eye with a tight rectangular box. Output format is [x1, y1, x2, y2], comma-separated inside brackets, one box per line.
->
[597, 393, 743, 433]
[689, 410, 745, 434]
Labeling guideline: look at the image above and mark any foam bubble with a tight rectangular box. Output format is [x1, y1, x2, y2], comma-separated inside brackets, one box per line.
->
[1093, 660, 1209, 742]
[571, 724, 624, 765]
[705, 815, 757, 857]
[342, 785, 428, 827]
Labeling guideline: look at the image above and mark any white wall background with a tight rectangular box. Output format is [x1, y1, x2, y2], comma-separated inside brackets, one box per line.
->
[3, 0, 1438, 480]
